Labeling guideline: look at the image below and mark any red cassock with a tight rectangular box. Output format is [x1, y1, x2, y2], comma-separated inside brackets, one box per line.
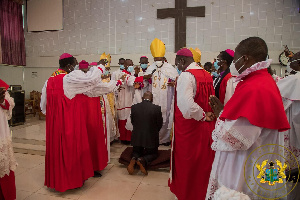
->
[45, 70, 94, 192]
[84, 95, 108, 171]
[0, 171, 16, 200]
[219, 73, 232, 104]
[118, 120, 132, 141]
[169, 69, 216, 200]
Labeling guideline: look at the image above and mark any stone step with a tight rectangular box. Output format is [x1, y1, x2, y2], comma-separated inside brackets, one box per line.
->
[12, 137, 45, 146]
[13, 142, 45, 156]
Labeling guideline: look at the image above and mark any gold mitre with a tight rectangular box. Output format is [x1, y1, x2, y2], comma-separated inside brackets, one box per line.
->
[189, 48, 200, 63]
[100, 52, 107, 60]
[195, 48, 202, 62]
[150, 38, 166, 58]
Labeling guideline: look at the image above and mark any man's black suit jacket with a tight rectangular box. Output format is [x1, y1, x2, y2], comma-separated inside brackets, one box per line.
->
[130, 100, 163, 148]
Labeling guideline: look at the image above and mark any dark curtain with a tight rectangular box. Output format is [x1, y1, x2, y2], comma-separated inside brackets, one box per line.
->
[0, 0, 26, 66]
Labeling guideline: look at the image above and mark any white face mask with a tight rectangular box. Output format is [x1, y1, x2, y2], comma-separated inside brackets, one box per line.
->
[230, 56, 244, 76]
[155, 61, 163, 68]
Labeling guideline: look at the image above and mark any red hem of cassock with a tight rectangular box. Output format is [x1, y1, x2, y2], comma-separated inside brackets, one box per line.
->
[85, 96, 108, 171]
[44, 74, 94, 192]
[118, 120, 132, 141]
[0, 171, 16, 200]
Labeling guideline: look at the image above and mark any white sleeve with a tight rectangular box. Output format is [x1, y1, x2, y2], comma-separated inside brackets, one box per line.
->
[224, 77, 238, 105]
[211, 117, 263, 151]
[2, 91, 15, 120]
[176, 72, 205, 121]
[63, 67, 103, 99]
[111, 71, 117, 81]
[125, 75, 136, 87]
[83, 80, 119, 97]
[144, 63, 156, 75]
[40, 80, 48, 115]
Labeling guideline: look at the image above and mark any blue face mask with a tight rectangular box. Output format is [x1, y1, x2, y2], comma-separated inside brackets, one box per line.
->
[212, 72, 219, 77]
[214, 61, 220, 70]
[104, 70, 109, 75]
[127, 66, 134, 73]
[120, 65, 125, 70]
[141, 64, 148, 69]
[176, 67, 182, 75]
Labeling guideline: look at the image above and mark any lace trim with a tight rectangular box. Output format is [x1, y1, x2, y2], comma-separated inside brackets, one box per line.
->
[214, 186, 251, 200]
[235, 59, 272, 82]
[206, 177, 219, 200]
[0, 136, 17, 178]
[211, 120, 252, 151]
[284, 133, 300, 169]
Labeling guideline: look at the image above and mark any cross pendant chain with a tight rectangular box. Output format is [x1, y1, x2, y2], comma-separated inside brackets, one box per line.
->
[158, 71, 161, 81]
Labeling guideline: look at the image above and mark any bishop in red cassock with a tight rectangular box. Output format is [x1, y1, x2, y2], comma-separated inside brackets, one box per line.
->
[0, 79, 17, 200]
[169, 48, 216, 200]
[62, 60, 124, 177]
[41, 54, 95, 192]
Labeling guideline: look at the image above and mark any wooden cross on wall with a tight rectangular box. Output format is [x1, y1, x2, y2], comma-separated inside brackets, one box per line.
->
[157, 0, 205, 52]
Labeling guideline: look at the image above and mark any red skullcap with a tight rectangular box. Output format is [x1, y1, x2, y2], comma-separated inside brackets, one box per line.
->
[176, 48, 193, 57]
[225, 49, 235, 57]
[59, 53, 73, 60]
[79, 60, 89, 69]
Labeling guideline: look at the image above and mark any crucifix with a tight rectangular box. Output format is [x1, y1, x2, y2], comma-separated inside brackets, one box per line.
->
[157, 0, 205, 52]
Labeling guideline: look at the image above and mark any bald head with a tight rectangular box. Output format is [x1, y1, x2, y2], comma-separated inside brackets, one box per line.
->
[143, 91, 153, 102]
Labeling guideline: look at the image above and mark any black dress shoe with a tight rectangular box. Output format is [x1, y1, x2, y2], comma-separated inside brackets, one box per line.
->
[93, 171, 102, 177]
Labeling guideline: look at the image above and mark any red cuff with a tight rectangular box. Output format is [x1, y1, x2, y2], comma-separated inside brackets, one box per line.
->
[0, 99, 10, 110]
[116, 80, 122, 86]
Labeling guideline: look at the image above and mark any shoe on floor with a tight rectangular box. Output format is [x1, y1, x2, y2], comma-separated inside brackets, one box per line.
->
[127, 158, 136, 175]
[137, 157, 148, 175]
[93, 171, 102, 177]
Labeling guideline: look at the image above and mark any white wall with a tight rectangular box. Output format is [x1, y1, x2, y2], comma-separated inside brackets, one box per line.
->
[2, 0, 299, 95]
[0, 65, 24, 87]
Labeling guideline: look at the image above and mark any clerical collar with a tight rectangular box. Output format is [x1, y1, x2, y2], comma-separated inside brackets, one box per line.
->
[143, 99, 151, 102]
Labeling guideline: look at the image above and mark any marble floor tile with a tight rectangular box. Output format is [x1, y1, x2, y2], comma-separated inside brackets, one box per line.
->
[102, 165, 145, 183]
[142, 170, 170, 187]
[131, 183, 175, 200]
[16, 190, 33, 200]
[16, 154, 44, 169]
[79, 179, 140, 200]
[15, 168, 45, 193]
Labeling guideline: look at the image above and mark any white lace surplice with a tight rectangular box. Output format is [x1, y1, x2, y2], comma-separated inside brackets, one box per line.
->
[0, 92, 17, 178]
[206, 117, 284, 200]
[277, 72, 300, 174]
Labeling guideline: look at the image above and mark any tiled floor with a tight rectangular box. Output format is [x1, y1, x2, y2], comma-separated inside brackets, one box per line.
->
[12, 116, 175, 200]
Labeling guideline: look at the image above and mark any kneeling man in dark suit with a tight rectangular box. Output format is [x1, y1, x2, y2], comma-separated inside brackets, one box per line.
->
[127, 91, 163, 175]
